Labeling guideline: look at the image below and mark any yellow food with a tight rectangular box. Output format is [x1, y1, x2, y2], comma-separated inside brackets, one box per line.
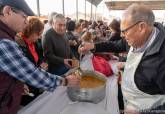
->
[80, 76, 105, 88]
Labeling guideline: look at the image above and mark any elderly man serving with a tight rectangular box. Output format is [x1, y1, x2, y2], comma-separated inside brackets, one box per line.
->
[79, 4, 165, 114]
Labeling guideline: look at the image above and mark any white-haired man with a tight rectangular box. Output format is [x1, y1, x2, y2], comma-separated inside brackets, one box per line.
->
[80, 4, 165, 114]
[42, 14, 73, 75]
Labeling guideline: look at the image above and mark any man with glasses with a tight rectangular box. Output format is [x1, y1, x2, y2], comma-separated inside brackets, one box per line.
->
[0, 0, 80, 114]
[80, 4, 165, 114]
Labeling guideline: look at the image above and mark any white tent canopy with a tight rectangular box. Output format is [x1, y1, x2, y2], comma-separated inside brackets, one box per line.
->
[105, 0, 165, 10]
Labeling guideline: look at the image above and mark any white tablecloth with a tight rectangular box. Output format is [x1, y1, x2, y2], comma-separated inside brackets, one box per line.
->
[18, 76, 119, 114]
[18, 54, 120, 114]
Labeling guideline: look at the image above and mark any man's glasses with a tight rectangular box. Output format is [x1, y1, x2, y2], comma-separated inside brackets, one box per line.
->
[11, 7, 27, 19]
[121, 21, 143, 35]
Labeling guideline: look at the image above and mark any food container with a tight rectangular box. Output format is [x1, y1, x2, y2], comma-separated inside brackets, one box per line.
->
[67, 70, 107, 103]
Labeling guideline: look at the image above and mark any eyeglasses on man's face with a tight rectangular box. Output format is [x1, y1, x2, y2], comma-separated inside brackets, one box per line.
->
[121, 21, 143, 35]
[11, 7, 27, 19]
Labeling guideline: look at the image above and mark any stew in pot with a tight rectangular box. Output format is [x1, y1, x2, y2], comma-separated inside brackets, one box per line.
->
[80, 76, 105, 88]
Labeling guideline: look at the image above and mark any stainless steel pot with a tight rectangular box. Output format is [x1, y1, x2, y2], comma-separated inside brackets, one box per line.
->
[67, 70, 107, 104]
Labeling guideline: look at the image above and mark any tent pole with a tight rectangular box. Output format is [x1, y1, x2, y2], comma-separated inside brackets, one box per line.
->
[36, 0, 40, 17]
[62, 0, 65, 16]
[85, 0, 86, 20]
[90, 2, 93, 20]
[76, 0, 78, 20]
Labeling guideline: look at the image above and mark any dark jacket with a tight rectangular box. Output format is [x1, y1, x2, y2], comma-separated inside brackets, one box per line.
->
[0, 20, 24, 114]
[95, 38, 130, 53]
[15, 36, 44, 67]
[135, 23, 165, 95]
[42, 28, 72, 73]
[134, 23, 165, 113]
[66, 31, 79, 59]
[109, 32, 122, 42]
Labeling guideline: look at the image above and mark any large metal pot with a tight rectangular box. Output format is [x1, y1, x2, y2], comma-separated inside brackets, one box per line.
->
[67, 70, 107, 104]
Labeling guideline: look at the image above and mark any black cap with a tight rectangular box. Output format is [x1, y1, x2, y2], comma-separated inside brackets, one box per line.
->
[0, 0, 35, 16]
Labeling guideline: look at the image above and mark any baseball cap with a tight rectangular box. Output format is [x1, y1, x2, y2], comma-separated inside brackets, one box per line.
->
[0, 0, 35, 16]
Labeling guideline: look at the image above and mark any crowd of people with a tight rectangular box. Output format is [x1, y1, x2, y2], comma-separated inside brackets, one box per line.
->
[0, 0, 80, 114]
[0, 0, 165, 114]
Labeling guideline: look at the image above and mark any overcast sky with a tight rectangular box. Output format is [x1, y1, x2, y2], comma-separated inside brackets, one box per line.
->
[25, 0, 107, 15]
[25, 0, 165, 21]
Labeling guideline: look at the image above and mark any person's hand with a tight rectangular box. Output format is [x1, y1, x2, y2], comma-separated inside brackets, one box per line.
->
[78, 42, 95, 54]
[65, 73, 81, 87]
[40, 62, 48, 71]
[22, 84, 29, 95]
[72, 40, 77, 46]
[64, 59, 72, 68]
[69, 40, 77, 46]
